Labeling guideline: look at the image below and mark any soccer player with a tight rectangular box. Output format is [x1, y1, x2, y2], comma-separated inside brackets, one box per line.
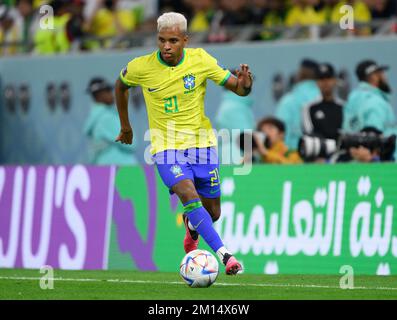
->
[114, 12, 253, 275]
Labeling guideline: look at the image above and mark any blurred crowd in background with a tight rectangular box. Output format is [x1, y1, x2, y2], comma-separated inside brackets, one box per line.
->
[216, 57, 397, 165]
[1, 0, 397, 55]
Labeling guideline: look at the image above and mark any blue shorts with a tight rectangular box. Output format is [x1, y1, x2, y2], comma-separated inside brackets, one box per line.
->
[153, 147, 221, 198]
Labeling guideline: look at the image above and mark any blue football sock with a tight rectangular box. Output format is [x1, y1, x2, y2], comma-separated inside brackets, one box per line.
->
[183, 199, 224, 253]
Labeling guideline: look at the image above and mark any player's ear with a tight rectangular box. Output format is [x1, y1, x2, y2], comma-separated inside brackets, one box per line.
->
[183, 33, 189, 45]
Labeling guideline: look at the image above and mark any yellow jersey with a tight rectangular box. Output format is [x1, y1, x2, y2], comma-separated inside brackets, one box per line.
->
[285, 5, 327, 27]
[90, 9, 137, 38]
[119, 48, 231, 155]
[330, 1, 371, 24]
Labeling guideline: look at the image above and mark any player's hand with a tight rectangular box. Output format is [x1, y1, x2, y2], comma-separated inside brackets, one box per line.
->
[236, 64, 253, 89]
[115, 127, 133, 144]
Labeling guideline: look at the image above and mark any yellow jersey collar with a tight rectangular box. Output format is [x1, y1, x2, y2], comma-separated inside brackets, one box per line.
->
[157, 49, 186, 67]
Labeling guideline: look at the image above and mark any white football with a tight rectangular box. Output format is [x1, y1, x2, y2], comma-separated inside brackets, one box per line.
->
[179, 249, 219, 288]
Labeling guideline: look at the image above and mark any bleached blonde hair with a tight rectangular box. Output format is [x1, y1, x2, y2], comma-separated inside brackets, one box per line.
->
[157, 12, 187, 33]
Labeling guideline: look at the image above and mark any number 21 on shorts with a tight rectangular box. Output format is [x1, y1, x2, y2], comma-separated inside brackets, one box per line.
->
[209, 168, 220, 187]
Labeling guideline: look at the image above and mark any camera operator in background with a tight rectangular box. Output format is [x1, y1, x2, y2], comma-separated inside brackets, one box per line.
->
[299, 125, 396, 163]
[346, 127, 383, 162]
[301, 62, 344, 162]
[332, 127, 396, 163]
[241, 117, 302, 164]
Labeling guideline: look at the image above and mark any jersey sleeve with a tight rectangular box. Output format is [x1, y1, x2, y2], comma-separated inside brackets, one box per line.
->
[201, 49, 232, 86]
[119, 58, 140, 87]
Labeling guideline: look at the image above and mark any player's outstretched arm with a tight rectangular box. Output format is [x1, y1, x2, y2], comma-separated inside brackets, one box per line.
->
[224, 64, 253, 97]
[114, 78, 133, 144]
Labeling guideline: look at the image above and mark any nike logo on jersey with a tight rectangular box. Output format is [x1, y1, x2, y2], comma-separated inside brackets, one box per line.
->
[148, 88, 159, 92]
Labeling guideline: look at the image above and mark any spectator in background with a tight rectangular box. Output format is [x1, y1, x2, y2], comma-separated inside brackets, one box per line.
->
[250, 0, 267, 24]
[186, 0, 215, 32]
[344, 59, 397, 161]
[0, 5, 20, 55]
[220, 0, 253, 27]
[243, 117, 302, 164]
[253, 0, 287, 41]
[32, 0, 85, 54]
[370, 0, 397, 18]
[33, 0, 71, 54]
[330, 0, 371, 35]
[330, 0, 371, 22]
[263, 0, 287, 25]
[302, 63, 343, 143]
[2, 1, 16, 6]
[33, 0, 49, 8]
[285, 0, 328, 27]
[203, 0, 252, 43]
[215, 69, 255, 163]
[158, 0, 192, 18]
[275, 58, 321, 150]
[86, 0, 137, 48]
[343, 59, 395, 134]
[67, 1, 86, 39]
[84, 77, 138, 165]
[14, 0, 40, 53]
[369, 0, 397, 32]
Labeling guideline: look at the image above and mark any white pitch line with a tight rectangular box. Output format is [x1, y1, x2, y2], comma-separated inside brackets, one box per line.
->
[0, 276, 397, 291]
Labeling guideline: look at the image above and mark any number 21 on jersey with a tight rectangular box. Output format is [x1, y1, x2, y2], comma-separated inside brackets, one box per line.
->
[164, 96, 179, 113]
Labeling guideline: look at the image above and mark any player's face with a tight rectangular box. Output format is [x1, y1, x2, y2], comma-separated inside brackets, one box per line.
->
[157, 27, 188, 66]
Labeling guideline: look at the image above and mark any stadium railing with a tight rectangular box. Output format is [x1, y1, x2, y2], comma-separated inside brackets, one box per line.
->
[0, 18, 396, 55]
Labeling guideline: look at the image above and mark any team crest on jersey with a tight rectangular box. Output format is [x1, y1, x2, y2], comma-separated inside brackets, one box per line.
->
[183, 74, 196, 91]
[170, 165, 184, 178]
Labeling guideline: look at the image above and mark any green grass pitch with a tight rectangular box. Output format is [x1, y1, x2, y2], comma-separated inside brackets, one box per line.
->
[0, 269, 396, 300]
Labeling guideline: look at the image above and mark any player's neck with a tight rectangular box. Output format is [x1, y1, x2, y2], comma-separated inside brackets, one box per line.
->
[159, 50, 185, 67]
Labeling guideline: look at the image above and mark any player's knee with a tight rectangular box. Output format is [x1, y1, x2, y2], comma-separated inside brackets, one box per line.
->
[210, 207, 221, 222]
[173, 181, 199, 203]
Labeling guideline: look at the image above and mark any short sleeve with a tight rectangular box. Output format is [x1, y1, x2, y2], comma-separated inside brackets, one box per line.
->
[201, 49, 232, 86]
[119, 59, 140, 87]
